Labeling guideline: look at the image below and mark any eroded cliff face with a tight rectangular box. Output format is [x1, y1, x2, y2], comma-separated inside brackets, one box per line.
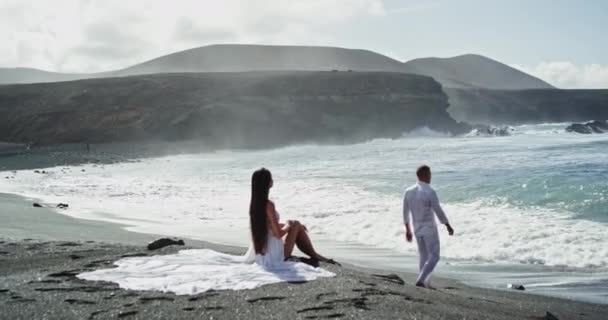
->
[0, 71, 469, 148]
[446, 88, 608, 125]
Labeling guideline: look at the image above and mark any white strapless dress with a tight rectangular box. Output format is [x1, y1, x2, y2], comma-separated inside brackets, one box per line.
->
[243, 211, 289, 268]
[78, 213, 334, 295]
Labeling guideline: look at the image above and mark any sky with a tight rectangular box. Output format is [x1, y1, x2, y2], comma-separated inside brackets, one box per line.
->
[0, 0, 606, 88]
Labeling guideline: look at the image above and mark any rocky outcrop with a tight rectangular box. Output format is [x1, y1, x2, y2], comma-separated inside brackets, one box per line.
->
[0, 71, 470, 148]
[507, 284, 526, 291]
[566, 120, 608, 134]
[446, 88, 608, 125]
[466, 125, 514, 137]
[147, 238, 185, 250]
[566, 124, 593, 134]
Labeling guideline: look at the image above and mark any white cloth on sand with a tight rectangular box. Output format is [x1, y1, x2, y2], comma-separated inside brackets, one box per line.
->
[78, 232, 334, 295]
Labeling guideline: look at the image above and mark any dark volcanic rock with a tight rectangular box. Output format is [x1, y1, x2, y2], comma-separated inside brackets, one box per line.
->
[507, 284, 525, 291]
[566, 123, 593, 134]
[57, 203, 69, 209]
[446, 88, 608, 124]
[33, 203, 43, 208]
[588, 120, 608, 132]
[592, 120, 608, 131]
[468, 125, 514, 137]
[147, 238, 185, 251]
[0, 72, 470, 148]
[566, 120, 608, 134]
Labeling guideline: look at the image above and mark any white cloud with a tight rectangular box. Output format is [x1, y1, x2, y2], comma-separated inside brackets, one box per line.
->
[513, 62, 608, 89]
[386, 1, 438, 15]
[0, 0, 386, 73]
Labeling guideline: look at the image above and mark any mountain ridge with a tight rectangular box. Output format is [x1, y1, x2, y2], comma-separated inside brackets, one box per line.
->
[115, 44, 405, 75]
[402, 54, 554, 89]
[0, 67, 84, 84]
[0, 44, 555, 90]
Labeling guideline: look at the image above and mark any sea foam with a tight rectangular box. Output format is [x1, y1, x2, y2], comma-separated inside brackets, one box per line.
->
[2, 124, 607, 270]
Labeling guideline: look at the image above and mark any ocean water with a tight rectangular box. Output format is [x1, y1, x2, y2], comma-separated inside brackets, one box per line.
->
[1, 123, 607, 302]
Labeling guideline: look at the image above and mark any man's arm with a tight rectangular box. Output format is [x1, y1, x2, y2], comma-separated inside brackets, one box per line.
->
[403, 192, 413, 242]
[431, 191, 454, 236]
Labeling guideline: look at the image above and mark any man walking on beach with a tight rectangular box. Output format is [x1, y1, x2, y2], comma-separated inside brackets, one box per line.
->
[403, 165, 454, 288]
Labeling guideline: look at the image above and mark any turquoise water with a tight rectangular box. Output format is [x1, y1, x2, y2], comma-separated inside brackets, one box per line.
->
[438, 138, 608, 222]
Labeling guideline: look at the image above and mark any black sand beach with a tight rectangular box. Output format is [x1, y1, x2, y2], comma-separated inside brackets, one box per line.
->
[2, 239, 608, 320]
[1, 194, 607, 320]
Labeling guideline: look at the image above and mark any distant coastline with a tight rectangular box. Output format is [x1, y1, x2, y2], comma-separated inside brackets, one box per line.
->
[1, 44, 606, 149]
[0, 71, 469, 148]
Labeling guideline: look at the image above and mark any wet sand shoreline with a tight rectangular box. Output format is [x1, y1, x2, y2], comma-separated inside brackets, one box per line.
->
[1, 192, 607, 319]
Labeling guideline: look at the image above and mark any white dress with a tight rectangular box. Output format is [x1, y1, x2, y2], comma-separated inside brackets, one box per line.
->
[243, 211, 288, 268]
[78, 211, 334, 295]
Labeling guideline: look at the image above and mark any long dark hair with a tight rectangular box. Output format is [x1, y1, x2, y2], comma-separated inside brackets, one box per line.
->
[250, 168, 272, 254]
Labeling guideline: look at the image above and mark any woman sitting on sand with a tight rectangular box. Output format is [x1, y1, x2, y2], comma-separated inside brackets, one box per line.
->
[248, 168, 336, 268]
[78, 168, 335, 295]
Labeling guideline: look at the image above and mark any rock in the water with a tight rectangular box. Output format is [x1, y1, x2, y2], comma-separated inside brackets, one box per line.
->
[507, 283, 525, 291]
[147, 238, 185, 250]
[566, 120, 608, 134]
[33, 203, 43, 208]
[467, 125, 514, 137]
[56, 203, 69, 209]
[566, 123, 593, 134]
[588, 120, 608, 132]
[545, 311, 559, 320]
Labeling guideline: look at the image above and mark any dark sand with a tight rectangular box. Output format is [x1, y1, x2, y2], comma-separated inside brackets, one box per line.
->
[1, 166, 607, 319]
[0, 141, 213, 172]
[2, 237, 607, 320]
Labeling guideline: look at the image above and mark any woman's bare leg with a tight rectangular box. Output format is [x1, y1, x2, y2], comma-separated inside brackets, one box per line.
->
[295, 227, 328, 261]
[283, 223, 300, 258]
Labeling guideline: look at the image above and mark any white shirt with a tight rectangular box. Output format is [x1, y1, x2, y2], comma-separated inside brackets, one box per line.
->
[403, 181, 449, 233]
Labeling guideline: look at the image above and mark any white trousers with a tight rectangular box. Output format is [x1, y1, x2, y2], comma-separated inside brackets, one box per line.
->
[415, 226, 440, 285]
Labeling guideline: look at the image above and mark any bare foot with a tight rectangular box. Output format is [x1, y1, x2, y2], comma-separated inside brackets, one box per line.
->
[321, 258, 341, 266]
[314, 254, 341, 266]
